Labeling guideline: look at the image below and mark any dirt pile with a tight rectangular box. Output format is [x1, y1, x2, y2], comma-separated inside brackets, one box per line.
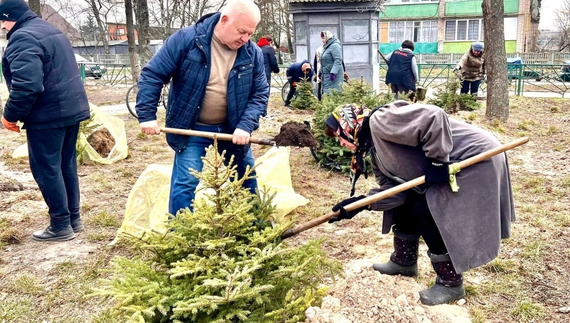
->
[274, 121, 318, 148]
[87, 128, 115, 158]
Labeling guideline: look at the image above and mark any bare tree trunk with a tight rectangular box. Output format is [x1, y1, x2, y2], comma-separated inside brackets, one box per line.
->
[482, 0, 509, 122]
[86, 0, 110, 54]
[284, 3, 293, 54]
[28, 0, 41, 16]
[134, 0, 153, 66]
[125, 0, 139, 83]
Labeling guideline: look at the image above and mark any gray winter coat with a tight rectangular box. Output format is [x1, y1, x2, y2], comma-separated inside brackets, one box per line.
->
[367, 101, 515, 273]
[320, 33, 344, 95]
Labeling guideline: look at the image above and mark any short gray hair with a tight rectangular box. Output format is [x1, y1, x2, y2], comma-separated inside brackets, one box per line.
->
[220, 0, 261, 23]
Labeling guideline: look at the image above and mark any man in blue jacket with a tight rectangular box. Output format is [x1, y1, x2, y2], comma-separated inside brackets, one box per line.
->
[136, 0, 269, 216]
[0, 0, 90, 241]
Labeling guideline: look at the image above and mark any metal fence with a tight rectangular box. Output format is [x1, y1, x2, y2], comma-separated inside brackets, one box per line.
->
[417, 52, 570, 65]
[376, 62, 570, 97]
[82, 52, 570, 67]
[81, 52, 297, 66]
[5, 52, 566, 98]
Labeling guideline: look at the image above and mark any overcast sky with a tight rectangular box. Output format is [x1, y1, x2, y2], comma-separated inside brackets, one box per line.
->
[539, 2, 557, 30]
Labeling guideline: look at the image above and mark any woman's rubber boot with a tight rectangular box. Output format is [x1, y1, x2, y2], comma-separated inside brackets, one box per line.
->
[419, 252, 465, 306]
[373, 230, 419, 277]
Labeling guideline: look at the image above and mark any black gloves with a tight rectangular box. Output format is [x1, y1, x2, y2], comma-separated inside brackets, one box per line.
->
[425, 159, 450, 186]
[329, 195, 369, 223]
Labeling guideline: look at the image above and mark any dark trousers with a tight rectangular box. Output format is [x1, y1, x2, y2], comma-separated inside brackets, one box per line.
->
[460, 80, 481, 95]
[390, 84, 414, 101]
[391, 192, 447, 254]
[316, 81, 322, 101]
[284, 83, 296, 105]
[27, 124, 81, 229]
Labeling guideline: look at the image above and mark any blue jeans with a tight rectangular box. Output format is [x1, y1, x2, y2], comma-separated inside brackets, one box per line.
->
[169, 124, 257, 215]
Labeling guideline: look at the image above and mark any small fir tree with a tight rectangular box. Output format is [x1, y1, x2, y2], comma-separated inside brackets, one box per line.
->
[312, 77, 394, 173]
[290, 77, 320, 110]
[93, 141, 342, 323]
[426, 74, 480, 114]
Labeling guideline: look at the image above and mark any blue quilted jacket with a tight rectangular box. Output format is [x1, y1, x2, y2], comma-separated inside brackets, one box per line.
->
[2, 11, 89, 130]
[136, 13, 270, 152]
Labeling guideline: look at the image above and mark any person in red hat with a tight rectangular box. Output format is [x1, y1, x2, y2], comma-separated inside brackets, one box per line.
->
[257, 34, 280, 89]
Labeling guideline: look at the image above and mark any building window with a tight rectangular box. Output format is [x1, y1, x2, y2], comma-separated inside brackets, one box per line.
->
[343, 20, 369, 43]
[295, 21, 307, 44]
[445, 19, 482, 41]
[117, 28, 125, 35]
[388, 20, 437, 43]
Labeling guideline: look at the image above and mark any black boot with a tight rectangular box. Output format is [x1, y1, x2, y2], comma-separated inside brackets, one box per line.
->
[70, 217, 85, 233]
[419, 252, 465, 305]
[373, 230, 419, 277]
[32, 225, 75, 242]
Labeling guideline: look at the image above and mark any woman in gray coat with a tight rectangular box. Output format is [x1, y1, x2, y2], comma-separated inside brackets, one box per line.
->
[324, 101, 515, 305]
[319, 30, 344, 95]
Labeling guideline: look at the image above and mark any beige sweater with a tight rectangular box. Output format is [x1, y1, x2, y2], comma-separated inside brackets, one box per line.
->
[198, 34, 238, 125]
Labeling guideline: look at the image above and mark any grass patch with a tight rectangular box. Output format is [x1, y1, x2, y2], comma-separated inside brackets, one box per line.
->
[520, 240, 545, 260]
[115, 167, 135, 178]
[483, 258, 518, 274]
[0, 297, 35, 321]
[86, 232, 114, 242]
[0, 217, 20, 245]
[469, 307, 487, 323]
[87, 211, 120, 228]
[7, 274, 44, 295]
[510, 299, 545, 321]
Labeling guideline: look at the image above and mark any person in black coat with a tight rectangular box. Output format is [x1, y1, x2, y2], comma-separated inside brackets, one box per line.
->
[0, 0, 90, 241]
[385, 40, 419, 100]
[257, 35, 280, 87]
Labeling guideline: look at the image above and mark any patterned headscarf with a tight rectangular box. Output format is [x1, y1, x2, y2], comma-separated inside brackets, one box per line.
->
[325, 104, 371, 146]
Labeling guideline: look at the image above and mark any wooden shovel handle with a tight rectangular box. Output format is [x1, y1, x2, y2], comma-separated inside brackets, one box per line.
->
[281, 137, 529, 239]
[160, 127, 275, 146]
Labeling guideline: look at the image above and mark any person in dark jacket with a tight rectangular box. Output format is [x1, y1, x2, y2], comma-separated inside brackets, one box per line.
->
[0, 0, 90, 241]
[257, 35, 280, 87]
[136, 0, 269, 216]
[284, 60, 314, 107]
[385, 40, 419, 100]
[324, 102, 515, 305]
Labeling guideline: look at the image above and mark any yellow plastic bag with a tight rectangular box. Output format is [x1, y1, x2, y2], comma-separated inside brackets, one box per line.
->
[112, 146, 309, 244]
[11, 104, 128, 164]
[77, 104, 128, 164]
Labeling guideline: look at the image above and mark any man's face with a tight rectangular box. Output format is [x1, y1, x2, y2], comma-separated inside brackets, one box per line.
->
[1, 20, 15, 31]
[217, 12, 257, 50]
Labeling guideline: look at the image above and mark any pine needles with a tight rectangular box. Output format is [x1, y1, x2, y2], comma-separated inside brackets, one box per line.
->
[92, 141, 342, 323]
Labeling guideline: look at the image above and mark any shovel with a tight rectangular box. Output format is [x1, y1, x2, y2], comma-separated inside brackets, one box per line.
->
[281, 137, 529, 239]
[160, 122, 319, 148]
[161, 127, 275, 145]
